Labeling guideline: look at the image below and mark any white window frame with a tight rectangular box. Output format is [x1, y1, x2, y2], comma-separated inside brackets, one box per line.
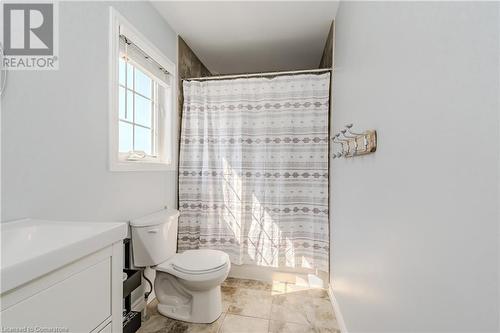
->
[109, 7, 177, 172]
[118, 58, 159, 161]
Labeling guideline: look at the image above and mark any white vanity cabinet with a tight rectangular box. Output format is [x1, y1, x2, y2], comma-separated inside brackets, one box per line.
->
[0, 220, 127, 333]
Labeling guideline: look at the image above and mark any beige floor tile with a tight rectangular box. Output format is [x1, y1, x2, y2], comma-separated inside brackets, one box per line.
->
[185, 313, 225, 333]
[137, 314, 172, 333]
[285, 284, 329, 299]
[145, 298, 160, 316]
[269, 321, 309, 333]
[269, 321, 340, 333]
[138, 306, 224, 333]
[222, 284, 239, 299]
[270, 281, 288, 295]
[310, 297, 339, 329]
[139, 278, 338, 333]
[237, 278, 272, 291]
[223, 287, 273, 318]
[224, 277, 273, 291]
[220, 314, 269, 333]
[270, 294, 311, 325]
[270, 293, 338, 330]
[222, 277, 240, 287]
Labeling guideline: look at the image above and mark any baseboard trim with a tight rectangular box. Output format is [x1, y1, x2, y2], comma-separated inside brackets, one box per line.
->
[328, 284, 348, 333]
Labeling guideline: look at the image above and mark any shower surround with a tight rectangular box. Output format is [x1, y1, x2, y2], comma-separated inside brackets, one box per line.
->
[178, 73, 330, 273]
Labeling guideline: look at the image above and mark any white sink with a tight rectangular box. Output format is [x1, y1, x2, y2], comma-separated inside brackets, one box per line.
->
[0, 219, 127, 294]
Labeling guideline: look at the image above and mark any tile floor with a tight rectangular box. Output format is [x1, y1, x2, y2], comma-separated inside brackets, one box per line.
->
[138, 277, 340, 333]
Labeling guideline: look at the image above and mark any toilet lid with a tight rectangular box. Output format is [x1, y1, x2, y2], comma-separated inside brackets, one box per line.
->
[171, 249, 228, 274]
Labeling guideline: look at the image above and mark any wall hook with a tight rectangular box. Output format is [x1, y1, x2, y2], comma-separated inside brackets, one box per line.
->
[332, 123, 377, 158]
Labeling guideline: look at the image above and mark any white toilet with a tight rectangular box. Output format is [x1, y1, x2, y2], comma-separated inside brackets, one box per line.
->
[130, 209, 231, 323]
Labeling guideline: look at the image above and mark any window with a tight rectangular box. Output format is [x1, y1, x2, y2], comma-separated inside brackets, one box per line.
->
[109, 8, 176, 171]
[118, 58, 155, 156]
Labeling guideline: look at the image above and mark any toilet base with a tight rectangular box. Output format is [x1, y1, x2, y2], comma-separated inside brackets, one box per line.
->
[157, 298, 222, 324]
[154, 271, 224, 324]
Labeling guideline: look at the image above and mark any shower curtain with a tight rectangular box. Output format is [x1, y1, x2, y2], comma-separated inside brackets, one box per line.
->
[178, 73, 330, 272]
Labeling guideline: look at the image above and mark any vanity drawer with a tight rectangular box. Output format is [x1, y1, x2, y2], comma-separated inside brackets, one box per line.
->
[1, 258, 111, 332]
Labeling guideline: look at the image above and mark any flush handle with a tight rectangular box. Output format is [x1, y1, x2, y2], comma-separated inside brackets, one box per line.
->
[147, 228, 159, 234]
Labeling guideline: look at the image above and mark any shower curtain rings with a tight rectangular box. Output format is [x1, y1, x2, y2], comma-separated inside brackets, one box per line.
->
[333, 133, 350, 157]
[345, 123, 368, 150]
[340, 129, 358, 154]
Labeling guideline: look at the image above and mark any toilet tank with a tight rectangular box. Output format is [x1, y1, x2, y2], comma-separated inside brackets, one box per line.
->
[130, 209, 180, 267]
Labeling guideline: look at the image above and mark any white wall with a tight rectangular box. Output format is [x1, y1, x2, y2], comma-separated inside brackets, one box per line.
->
[1, 1, 178, 222]
[330, 2, 499, 332]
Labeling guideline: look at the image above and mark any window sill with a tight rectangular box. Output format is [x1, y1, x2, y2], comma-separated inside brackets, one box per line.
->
[110, 160, 176, 172]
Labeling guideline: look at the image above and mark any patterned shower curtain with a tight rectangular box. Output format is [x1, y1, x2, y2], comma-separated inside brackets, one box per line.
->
[178, 73, 330, 272]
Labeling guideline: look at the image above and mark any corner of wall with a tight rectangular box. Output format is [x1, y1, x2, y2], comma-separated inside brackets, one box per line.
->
[319, 20, 335, 69]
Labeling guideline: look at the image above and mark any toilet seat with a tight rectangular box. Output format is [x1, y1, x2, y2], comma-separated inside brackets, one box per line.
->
[173, 264, 226, 275]
[155, 249, 230, 279]
[172, 249, 228, 274]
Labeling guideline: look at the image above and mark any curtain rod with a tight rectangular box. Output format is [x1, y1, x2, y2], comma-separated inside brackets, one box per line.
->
[183, 68, 332, 81]
[120, 35, 170, 76]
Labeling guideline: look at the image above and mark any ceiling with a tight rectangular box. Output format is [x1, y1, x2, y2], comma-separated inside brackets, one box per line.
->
[151, 1, 339, 74]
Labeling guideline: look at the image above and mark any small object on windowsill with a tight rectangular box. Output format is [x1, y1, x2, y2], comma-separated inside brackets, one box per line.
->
[126, 151, 146, 161]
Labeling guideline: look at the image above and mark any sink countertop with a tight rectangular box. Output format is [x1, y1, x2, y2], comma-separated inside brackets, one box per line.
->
[0, 219, 127, 294]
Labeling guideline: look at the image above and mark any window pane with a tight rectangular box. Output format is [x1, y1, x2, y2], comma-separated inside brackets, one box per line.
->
[119, 121, 133, 153]
[119, 86, 126, 119]
[127, 63, 134, 88]
[135, 94, 152, 127]
[119, 58, 126, 86]
[135, 68, 152, 97]
[134, 126, 152, 155]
